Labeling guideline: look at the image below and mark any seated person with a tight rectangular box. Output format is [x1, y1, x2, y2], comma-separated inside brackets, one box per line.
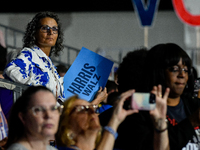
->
[56, 64, 69, 77]
[4, 12, 65, 101]
[3, 11, 107, 106]
[56, 90, 138, 150]
[6, 86, 63, 150]
[56, 85, 169, 150]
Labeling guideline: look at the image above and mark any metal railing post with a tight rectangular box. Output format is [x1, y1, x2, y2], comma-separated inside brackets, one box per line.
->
[13, 31, 16, 48]
[5, 28, 7, 46]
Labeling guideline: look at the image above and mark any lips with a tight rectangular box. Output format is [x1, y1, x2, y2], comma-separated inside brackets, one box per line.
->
[43, 123, 53, 128]
[175, 82, 186, 86]
[46, 38, 53, 40]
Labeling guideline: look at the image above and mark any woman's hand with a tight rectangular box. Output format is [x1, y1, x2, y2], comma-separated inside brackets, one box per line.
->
[150, 85, 170, 128]
[98, 90, 138, 150]
[109, 89, 138, 129]
[91, 87, 108, 105]
[150, 85, 170, 150]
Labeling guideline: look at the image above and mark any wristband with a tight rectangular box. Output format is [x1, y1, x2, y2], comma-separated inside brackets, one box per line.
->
[154, 126, 168, 133]
[154, 119, 168, 133]
[104, 126, 118, 139]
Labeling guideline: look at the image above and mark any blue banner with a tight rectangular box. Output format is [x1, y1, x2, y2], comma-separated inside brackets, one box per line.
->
[132, 0, 160, 26]
[63, 47, 114, 102]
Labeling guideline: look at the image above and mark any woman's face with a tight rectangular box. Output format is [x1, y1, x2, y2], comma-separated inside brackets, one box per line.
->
[165, 58, 189, 98]
[20, 90, 60, 139]
[69, 99, 101, 135]
[35, 17, 58, 48]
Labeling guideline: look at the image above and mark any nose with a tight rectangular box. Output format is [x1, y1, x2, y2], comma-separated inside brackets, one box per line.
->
[43, 109, 53, 119]
[88, 108, 96, 114]
[177, 69, 187, 78]
[47, 29, 53, 35]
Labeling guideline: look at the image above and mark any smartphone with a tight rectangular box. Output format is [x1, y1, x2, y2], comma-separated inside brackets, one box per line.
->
[130, 92, 156, 111]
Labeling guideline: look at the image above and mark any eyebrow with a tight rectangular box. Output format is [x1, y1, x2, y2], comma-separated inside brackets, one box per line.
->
[32, 104, 57, 107]
[41, 25, 58, 28]
[173, 65, 188, 67]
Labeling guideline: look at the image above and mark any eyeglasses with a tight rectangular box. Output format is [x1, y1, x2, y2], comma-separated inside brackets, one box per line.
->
[168, 65, 192, 75]
[70, 105, 99, 115]
[31, 105, 64, 116]
[40, 25, 58, 34]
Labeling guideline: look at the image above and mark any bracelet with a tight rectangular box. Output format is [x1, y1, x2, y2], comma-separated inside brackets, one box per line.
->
[154, 119, 168, 133]
[104, 126, 118, 139]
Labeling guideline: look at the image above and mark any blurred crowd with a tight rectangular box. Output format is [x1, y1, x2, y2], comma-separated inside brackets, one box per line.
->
[0, 11, 199, 150]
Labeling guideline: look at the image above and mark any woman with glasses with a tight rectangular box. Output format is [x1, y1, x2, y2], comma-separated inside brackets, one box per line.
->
[4, 11, 65, 102]
[143, 43, 200, 150]
[56, 89, 142, 150]
[4, 12, 107, 104]
[6, 86, 63, 150]
[3, 11, 107, 104]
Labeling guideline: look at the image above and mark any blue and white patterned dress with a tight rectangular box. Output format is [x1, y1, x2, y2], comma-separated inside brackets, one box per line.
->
[4, 45, 65, 101]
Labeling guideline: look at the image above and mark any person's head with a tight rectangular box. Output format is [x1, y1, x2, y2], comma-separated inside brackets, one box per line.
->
[117, 48, 148, 93]
[23, 11, 63, 56]
[144, 43, 193, 98]
[56, 95, 101, 147]
[107, 92, 120, 106]
[6, 86, 63, 147]
[105, 80, 118, 94]
[56, 64, 69, 77]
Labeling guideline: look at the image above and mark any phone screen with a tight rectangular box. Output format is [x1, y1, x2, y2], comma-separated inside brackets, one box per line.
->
[131, 93, 156, 111]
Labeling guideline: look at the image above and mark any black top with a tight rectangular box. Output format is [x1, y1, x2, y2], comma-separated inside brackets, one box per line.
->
[99, 94, 200, 150]
[167, 98, 187, 124]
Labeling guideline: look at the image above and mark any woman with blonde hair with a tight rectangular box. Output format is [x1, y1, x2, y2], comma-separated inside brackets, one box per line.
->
[56, 85, 169, 150]
[56, 89, 139, 150]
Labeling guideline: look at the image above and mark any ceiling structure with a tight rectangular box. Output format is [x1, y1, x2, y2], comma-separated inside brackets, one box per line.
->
[2, 0, 173, 13]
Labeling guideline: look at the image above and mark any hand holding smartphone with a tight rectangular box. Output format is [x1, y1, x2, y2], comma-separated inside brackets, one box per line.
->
[130, 92, 156, 111]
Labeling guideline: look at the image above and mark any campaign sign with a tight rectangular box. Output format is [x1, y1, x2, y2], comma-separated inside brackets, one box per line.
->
[63, 47, 114, 102]
[132, 0, 160, 27]
[172, 0, 200, 26]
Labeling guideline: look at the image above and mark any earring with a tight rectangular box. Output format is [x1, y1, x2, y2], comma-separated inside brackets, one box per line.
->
[67, 132, 74, 140]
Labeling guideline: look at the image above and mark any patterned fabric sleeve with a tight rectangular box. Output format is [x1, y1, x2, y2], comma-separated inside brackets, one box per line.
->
[0, 105, 8, 140]
[4, 50, 34, 85]
[4, 47, 65, 101]
[4, 49, 51, 87]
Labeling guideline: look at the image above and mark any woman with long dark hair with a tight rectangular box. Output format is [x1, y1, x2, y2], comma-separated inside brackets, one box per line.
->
[3, 11, 107, 104]
[4, 11, 65, 102]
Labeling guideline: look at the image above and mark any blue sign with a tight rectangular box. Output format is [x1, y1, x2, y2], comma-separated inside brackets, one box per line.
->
[63, 47, 114, 102]
[132, 0, 160, 26]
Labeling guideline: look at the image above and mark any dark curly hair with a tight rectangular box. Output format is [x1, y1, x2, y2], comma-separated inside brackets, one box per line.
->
[117, 48, 148, 93]
[23, 11, 64, 56]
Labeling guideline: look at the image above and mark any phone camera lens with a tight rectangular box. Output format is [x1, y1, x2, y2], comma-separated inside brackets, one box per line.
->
[149, 93, 156, 104]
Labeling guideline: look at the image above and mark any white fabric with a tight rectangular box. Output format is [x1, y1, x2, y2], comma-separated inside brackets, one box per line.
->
[4, 46, 65, 101]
